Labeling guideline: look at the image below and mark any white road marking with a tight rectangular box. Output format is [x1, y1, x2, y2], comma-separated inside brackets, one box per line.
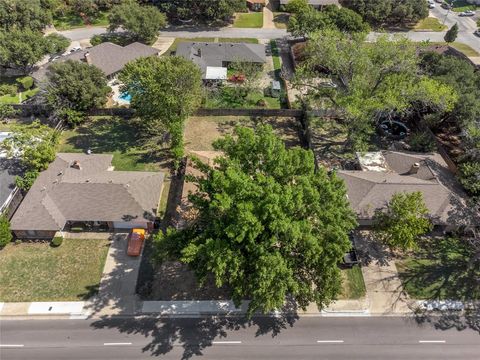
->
[316, 340, 345, 343]
[212, 341, 242, 344]
[103, 342, 132, 346]
[0, 344, 25, 348]
[419, 340, 446, 344]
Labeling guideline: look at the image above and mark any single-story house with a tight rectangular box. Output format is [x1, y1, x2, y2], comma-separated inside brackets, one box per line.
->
[337, 151, 479, 229]
[280, 0, 339, 9]
[175, 42, 266, 81]
[32, 42, 160, 83]
[10, 153, 164, 239]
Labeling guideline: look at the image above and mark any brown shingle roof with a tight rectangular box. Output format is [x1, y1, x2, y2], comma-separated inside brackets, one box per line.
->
[10, 153, 164, 231]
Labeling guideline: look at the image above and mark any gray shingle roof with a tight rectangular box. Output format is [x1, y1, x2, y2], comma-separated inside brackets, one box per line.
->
[337, 151, 477, 225]
[33, 42, 159, 81]
[10, 153, 164, 231]
[176, 42, 266, 77]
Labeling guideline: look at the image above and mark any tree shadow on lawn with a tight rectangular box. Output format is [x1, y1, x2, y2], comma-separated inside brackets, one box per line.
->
[64, 117, 174, 171]
[398, 240, 480, 334]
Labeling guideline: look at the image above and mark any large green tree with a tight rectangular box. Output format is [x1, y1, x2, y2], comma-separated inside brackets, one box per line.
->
[444, 23, 459, 43]
[119, 56, 202, 159]
[341, 0, 428, 27]
[288, 4, 370, 37]
[0, 30, 70, 72]
[156, 0, 245, 24]
[108, 0, 167, 44]
[154, 125, 358, 315]
[46, 60, 110, 115]
[1, 120, 59, 190]
[295, 29, 457, 150]
[0, 0, 52, 32]
[374, 192, 432, 251]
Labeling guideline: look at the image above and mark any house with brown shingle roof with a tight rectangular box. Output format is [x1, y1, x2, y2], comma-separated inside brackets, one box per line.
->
[10, 153, 164, 239]
[337, 151, 479, 229]
[32, 42, 160, 82]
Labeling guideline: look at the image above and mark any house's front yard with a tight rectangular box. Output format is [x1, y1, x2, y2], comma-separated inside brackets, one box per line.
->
[413, 17, 447, 32]
[53, 11, 109, 31]
[339, 266, 367, 300]
[0, 239, 110, 302]
[233, 12, 264, 28]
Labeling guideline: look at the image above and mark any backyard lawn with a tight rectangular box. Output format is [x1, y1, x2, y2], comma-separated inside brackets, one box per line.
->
[0, 239, 110, 302]
[414, 17, 447, 32]
[53, 11, 109, 31]
[233, 12, 264, 28]
[59, 116, 167, 172]
[339, 266, 367, 300]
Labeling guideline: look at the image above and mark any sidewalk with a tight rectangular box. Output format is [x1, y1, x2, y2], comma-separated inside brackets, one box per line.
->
[263, 0, 276, 29]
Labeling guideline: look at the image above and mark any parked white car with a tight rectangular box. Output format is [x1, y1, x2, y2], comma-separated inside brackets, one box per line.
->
[459, 10, 475, 16]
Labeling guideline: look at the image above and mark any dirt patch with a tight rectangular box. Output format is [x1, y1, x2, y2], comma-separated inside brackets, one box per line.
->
[149, 261, 231, 300]
[184, 115, 302, 152]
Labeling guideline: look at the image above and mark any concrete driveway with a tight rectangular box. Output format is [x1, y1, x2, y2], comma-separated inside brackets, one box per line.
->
[85, 232, 142, 316]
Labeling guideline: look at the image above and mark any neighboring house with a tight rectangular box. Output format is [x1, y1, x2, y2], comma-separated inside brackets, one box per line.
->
[175, 42, 266, 81]
[337, 151, 478, 229]
[0, 132, 22, 217]
[32, 42, 160, 82]
[10, 153, 164, 239]
[466, 0, 480, 5]
[280, 0, 339, 9]
[247, 0, 265, 11]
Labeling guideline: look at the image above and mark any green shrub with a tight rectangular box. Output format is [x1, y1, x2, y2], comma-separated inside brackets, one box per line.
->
[408, 131, 436, 153]
[0, 214, 13, 248]
[15, 239, 22, 245]
[15, 171, 39, 191]
[51, 236, 63, 247]
[0, 84, 18, 97]
[458, 161, 480, 196]
[58, 108, 86, 128]
[90, 34, 103, 46]
[16, 76, 34, 90]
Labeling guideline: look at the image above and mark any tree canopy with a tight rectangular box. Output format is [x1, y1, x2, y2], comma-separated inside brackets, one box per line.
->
[444, 23, 458, 43]
[374, 192, 432, 250]
[156, 0, 245, 24]
[295, 29, 457, 150]
[0, 0, 52, 32]
[46, 60, 110, 115]
[119, 56, 202, 159]
[341, 0, 428, 27]
[108, 0, 167, 44]
[0, 30, 70, 72]
[154, 125, 358, 315]
[288, 3, 370, 37]
[0, 214, 12, 248]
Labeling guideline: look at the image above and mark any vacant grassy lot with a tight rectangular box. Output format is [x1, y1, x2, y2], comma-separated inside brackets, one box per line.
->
[184, 116, 301, 152]
[447, 0, 478, 12]
[339, 266, 367, 300]
[233, 12, 263, 28]
[414, 17, 447, 32]
[0, 239, 110, 302]
[53, 11, 109, 31]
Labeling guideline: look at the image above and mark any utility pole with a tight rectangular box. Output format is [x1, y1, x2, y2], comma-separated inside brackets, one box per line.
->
[443, 0, 456, 25]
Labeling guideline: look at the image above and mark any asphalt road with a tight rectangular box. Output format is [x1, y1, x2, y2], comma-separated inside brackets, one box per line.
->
[1, 316, 479, 359]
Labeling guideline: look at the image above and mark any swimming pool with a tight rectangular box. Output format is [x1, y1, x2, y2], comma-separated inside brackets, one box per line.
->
[119, 92, 132, 103]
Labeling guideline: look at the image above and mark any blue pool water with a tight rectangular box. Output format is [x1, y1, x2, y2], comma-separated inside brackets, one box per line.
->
[119, 92, 132, 103]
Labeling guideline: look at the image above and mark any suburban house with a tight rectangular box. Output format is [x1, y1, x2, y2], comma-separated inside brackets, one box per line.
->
[337, 151, 478, 229]
[175, 42, 266, 81]
[246, 0, 265, 11]
[10, 153, 164, 239]
[280, 0, 339, 9]
[32, 42, 160, 82]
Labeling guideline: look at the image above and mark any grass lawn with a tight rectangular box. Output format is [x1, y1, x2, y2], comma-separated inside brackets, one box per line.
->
[53, 11, 109, 31]
[59, 116, 168, 172]
[233, 12, 263, 28]
[429, 41, 480, 57]
[0, 239, 110, 302]
[414, 17, 447, 31]
[273, 12, 289, 29]
[339, 266, 367, 300]
[0, 88, 39, 104]
[204, 88, 282, 109]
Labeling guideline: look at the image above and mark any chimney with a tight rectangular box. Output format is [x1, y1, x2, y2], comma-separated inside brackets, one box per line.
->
[71, 160, 82, 170]
[84, 52, 92, 65]
[409, 162, 420, 175]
